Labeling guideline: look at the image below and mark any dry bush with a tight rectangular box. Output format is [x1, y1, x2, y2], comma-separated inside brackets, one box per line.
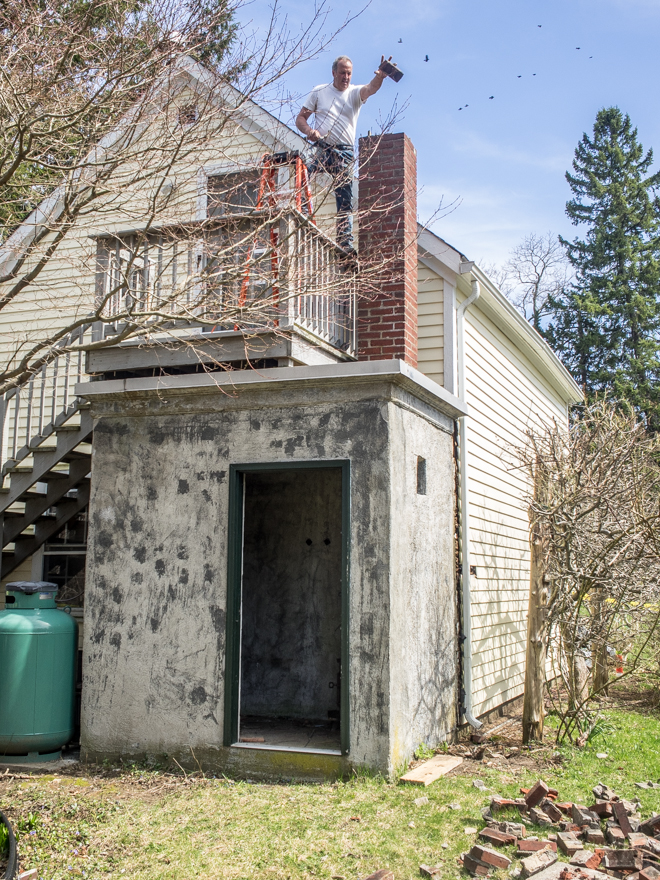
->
[519, 401, 660, 743]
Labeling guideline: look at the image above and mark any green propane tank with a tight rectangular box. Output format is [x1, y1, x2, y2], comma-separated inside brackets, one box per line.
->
[0, 582, 78, 762]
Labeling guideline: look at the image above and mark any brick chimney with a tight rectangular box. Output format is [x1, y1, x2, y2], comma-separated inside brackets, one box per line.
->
[357, 133, 418, 367]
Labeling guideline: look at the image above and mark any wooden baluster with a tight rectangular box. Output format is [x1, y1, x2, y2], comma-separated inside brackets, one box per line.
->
[38, 365, 46, 436]
[51, 358, 59, 426]
[0, 394, 6, 472]
[63, 352, 71, 412]
[11, 389, 20, 460]
[25, 376, 34, 447]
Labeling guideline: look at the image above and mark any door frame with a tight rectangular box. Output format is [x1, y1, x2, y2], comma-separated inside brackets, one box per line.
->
[224, 459, 351, 755]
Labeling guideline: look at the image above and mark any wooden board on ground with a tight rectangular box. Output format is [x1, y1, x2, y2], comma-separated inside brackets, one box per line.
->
[400, 755, 463, 786]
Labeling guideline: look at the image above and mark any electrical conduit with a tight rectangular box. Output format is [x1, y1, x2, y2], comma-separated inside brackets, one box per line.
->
[457, 279, 483, 730]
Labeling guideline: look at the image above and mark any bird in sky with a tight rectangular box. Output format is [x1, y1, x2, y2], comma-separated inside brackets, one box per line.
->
[517, 75, 522, 78]
[576, 47, 580, 49]
[398, 38, 402, 43]
[489, 95, 494, 99]
[424, 55, 429, 62]
[538, 24, 542, 27]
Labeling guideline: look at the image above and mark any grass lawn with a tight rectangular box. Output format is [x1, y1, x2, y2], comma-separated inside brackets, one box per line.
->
[3, 689, 660, 880]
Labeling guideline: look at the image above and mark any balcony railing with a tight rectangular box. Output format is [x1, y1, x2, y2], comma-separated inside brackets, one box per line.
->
[97, 210, 357, 356]
[0, 324, 94, 477]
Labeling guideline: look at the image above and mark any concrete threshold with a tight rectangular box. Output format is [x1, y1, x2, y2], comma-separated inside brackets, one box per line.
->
[231, 742, 342, 757]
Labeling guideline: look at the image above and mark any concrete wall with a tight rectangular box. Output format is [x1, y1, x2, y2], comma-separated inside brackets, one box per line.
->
[79, 364, 462, 776]
[388, 399, 458, 768]
[241, 468, 342, 720]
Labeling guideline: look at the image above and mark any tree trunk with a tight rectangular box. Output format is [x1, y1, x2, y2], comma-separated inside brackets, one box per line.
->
[522, 457, 550, 744]
[592, 590, 609, 695]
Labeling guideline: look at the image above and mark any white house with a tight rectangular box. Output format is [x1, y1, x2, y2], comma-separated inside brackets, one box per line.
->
[0, 61, 581, 775]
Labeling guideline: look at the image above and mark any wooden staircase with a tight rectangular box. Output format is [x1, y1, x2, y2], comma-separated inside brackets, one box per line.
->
[0, 326, 94, 579]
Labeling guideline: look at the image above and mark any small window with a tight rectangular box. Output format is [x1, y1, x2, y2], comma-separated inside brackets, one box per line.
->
[416, 456, 427, 495]
[178, 104, 198, 127]
[207, 170, 262, 217]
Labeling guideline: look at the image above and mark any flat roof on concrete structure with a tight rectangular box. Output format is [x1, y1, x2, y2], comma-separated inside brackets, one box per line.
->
[76, 358, 469, 421]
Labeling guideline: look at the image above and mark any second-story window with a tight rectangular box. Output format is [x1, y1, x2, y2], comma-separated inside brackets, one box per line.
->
[207, 169, 262, 217]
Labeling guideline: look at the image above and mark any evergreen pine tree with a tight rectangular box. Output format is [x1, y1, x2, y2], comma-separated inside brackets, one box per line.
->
[546, 107, 660, 427]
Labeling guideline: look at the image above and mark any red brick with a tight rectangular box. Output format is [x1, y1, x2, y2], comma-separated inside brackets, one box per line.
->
[526, 781, 550, 809]
[357, 133, 417, 366]
[517, 841, 558, 853]
[469, 846, 511, 870]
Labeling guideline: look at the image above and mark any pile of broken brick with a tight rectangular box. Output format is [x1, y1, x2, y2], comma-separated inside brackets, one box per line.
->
[460, 779, 660, 880]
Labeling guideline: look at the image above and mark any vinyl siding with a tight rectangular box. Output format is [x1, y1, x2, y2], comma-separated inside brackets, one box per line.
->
[416, 264, 443, 386]
[416, 259, 570, 720]
[463, 298, 568, 716]
[0, 105, 337, 370]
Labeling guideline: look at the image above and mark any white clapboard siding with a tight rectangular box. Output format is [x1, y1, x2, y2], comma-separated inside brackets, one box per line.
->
[417, 264, 443, 386]
[0, 112, 334, 370]
[415, 234, 578, 720]
[462, 296, 569, 716]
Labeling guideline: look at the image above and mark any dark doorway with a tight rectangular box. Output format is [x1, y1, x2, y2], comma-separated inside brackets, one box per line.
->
[225, 463, 349, 754]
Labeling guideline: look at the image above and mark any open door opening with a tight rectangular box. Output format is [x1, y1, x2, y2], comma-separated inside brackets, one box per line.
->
[228, 465, 346, 754]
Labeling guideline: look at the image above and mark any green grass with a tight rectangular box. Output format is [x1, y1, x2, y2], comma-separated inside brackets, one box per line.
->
[3, 706, 660, 880]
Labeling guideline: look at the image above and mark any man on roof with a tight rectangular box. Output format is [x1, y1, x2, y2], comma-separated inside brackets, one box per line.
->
[296, 55, 395, 253]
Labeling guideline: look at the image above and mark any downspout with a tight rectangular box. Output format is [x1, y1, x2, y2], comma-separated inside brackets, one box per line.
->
[457, 278, 482, 729]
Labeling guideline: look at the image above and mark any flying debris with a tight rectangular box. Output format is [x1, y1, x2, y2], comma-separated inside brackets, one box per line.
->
[424, 55, 429, 61]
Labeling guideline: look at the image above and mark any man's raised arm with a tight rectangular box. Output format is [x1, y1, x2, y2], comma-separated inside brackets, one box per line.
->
[360, 55, 392, 102]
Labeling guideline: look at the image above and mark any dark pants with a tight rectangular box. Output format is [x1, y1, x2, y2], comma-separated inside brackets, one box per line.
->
[308, 141, 354, 250]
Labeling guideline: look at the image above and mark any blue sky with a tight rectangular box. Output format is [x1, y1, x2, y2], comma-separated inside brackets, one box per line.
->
[241, 0, 660, 268]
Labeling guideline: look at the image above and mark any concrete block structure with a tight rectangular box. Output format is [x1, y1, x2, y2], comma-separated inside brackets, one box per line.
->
[79, 363, 465, 777]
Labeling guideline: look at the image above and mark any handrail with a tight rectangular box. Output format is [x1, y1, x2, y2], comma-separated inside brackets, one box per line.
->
[0, 323, 96, 479]
[98, 211, 357, 356]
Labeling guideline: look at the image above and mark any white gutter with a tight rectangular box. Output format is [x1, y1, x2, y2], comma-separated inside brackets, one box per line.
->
[456, 278, 483, 729]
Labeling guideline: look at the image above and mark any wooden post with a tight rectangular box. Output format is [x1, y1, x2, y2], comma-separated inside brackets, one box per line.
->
[592, 590, 609, 695]
[522, 456, 549, 744]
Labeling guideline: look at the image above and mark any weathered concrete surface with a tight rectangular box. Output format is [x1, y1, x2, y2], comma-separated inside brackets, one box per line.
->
[388, 399, 459, 769]
[79, 364, 460, 775]
[241, 468, 342, 719]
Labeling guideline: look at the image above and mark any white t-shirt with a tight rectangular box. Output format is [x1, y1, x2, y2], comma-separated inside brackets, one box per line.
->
[302, 83, 364, 147]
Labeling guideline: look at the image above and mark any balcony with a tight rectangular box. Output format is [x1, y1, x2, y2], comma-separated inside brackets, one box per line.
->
[94, 203, 357, 373]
